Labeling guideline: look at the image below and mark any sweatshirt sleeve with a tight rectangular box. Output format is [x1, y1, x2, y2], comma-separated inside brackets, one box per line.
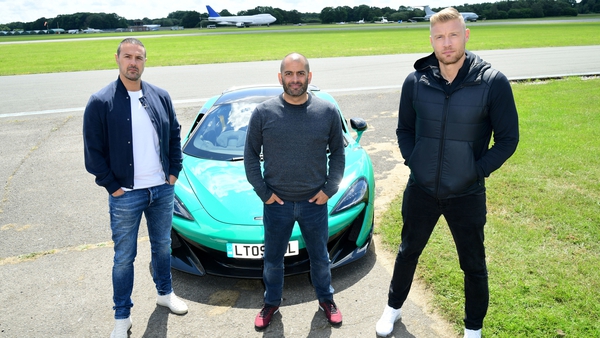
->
[477, 72, 520, 177]
[396, 74, 417, 165]
[244, 108, 272, 202]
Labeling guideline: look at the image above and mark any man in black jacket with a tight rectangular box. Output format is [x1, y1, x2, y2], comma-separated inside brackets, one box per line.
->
[375, 8, 519, 338]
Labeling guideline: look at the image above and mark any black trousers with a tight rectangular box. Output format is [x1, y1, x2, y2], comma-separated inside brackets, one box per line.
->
[387, 183, 489, 330]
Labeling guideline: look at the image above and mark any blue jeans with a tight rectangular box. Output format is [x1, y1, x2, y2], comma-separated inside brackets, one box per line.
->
[388, 183, 489, 330]
[109, 183, 175, 319]
[262, 200, 334, 306]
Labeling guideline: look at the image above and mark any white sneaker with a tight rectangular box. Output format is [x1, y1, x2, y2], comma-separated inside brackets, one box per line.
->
[157, 292, 188, 314]
[375, 305, 402, 337]
[110, 317, 132, 338]
[464, 328, 482, 338]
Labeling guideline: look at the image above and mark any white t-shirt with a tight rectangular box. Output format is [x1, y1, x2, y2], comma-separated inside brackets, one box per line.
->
[126, 90, 166, 190]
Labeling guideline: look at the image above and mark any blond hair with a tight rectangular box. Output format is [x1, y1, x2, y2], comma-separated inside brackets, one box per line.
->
[430, 7, 465, 30]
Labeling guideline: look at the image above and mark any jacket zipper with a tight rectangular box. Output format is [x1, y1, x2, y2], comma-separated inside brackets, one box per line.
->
[435, 92, 450, 197]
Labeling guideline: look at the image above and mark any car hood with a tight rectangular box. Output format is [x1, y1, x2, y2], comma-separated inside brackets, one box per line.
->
[182, 156, 263, 226]
[180, 146, 368, 226]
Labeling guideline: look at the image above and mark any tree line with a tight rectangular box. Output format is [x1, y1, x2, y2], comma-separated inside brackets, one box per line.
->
[2, 0, 598, 32]
[319, 0, 597, 23]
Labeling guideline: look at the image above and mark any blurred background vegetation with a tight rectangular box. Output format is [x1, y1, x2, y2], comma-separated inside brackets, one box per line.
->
[2, 0, 599, 33]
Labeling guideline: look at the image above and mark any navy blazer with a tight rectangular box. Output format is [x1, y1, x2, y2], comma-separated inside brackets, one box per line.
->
[83, 77, 182, 194]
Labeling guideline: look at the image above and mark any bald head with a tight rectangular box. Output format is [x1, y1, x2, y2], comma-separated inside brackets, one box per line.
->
[280, 53, 310, 74]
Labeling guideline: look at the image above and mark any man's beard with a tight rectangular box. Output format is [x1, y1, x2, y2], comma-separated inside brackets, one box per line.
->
[436, 48, 465, 66]
[124, 66, 141, 81]
[282, 79, 308, 97]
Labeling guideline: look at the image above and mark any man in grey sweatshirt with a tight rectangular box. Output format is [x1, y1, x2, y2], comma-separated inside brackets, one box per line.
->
[244, 53, 345, 329]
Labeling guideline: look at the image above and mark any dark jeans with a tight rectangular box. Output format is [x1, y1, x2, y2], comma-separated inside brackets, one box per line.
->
[262, 200, 334, 306]
[109, 183, 175, 319]
[387, 184, 489, 330]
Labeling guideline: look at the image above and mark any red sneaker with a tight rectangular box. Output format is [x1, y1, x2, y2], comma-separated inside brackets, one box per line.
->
[254, 304, 279, 329]
[319, 300, 343, 325]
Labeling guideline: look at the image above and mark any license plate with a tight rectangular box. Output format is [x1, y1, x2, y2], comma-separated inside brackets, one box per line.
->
[226, 241, 299, 259]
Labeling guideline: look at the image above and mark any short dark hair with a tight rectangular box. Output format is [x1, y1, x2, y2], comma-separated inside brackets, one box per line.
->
[117, 38, 146, 57]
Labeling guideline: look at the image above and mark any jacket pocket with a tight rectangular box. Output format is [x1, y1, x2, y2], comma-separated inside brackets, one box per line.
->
[439, 140, 478, 196]
[407, 137, 439, 189]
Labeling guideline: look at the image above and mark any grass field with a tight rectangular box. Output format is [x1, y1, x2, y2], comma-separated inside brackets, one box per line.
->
[0, 21, 599, 75]
[378, 76, 600, 337]
[3, 19, 599, 336]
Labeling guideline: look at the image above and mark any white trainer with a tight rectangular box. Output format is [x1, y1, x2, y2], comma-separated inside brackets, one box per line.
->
[157, 292, 188, 315]
[110, 317, 132, 338]
[464, 328, 482, 338]
[375, 305, 402, 337]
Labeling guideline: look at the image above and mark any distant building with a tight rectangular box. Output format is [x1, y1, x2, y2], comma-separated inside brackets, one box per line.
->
[143, 24, 160, 31]
[128, 21, 161, 31]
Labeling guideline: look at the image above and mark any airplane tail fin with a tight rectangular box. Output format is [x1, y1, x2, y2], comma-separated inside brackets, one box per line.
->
[206, 5, 220, 17]
[424, 6, 436, 15]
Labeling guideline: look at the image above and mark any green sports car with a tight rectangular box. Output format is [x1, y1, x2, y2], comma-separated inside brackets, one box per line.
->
[170, 85, 375, 278]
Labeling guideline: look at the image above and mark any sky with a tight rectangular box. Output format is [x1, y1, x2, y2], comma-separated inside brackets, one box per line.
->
[0, 0, 465, 25]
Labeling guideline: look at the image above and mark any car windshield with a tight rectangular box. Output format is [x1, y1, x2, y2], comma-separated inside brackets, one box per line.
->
[183, 95, 270, 161]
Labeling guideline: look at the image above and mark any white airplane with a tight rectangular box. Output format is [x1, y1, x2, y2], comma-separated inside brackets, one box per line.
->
[421, 5, 479, 22]
[206, 5, 276, 27]
[356, 19, 365, 24]
[375, 17, 390, 24]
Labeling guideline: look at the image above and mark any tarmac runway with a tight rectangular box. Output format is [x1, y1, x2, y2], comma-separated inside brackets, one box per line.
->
[1, 45, 599, 117]
[0, 46, 598, 337]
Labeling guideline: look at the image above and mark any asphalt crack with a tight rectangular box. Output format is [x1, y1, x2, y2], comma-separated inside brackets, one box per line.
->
[0, 116, 73, 211]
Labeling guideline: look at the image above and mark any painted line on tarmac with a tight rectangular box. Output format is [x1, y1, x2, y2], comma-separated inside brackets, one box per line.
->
[0, 107, 87, 118]
[0, 98, 209, 119]
[325, 85, 402, 93]
[9, 72, 597, 119]
[0, 85, 405, 119]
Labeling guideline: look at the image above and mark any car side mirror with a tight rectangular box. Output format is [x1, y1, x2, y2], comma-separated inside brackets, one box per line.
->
[350, 118, 368, 143]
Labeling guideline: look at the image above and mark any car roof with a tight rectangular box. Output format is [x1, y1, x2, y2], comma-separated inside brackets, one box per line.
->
[214, 84, 321, 106]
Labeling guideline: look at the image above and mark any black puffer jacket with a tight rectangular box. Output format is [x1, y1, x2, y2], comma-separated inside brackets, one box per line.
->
[397, 51, 519, 199]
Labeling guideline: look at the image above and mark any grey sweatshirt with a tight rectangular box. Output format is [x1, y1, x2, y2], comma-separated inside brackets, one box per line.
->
[244, 93, 345, 202]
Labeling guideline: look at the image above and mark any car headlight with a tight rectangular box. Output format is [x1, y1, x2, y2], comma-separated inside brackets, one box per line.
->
[331, 177, 368, 215]
[173, 195, 194, 221]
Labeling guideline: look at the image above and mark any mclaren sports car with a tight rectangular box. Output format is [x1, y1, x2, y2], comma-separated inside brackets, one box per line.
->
[170, 85, 375, 278]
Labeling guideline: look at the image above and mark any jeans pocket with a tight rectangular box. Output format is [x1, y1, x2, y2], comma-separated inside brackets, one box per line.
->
[111, 191, 127, 199]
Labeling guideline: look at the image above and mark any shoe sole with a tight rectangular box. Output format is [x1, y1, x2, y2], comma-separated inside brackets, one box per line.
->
[156, 302, 188, 315]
